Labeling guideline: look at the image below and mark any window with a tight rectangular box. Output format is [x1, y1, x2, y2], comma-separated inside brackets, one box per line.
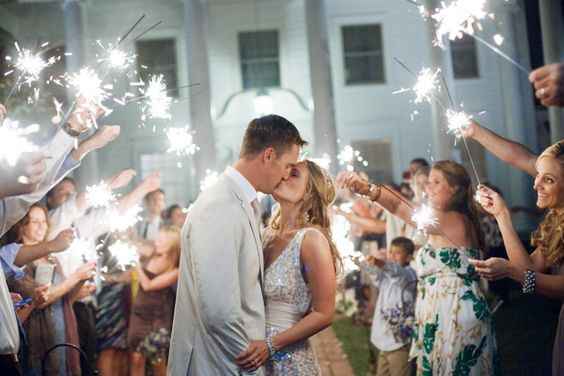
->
[450, 35, 479, 79]
[136, 38, 179, 97]
[342, 24, 385, 85]
[238, 30, 280, 89]
[352, 140, 393, 183]
[140, 153, 193, 206]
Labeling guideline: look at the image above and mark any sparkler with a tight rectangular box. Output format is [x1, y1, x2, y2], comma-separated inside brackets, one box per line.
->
[67, 67, 111, 106]
[332, 203, 364, 273]
[4, 42, 57, 100]
[108, 240, 139, 269]
[139, 75, 172, 125]
[405, 0, 530, 75]
[0, 119, 39, 167]
[64, 237, 93, 261]
[431, 0, 489, 47]
[445, 108, 472, 137]
[310, 153, 332, 170]
[166, 127, 200, 157]
[200, 170, 220, 191]
[413, 67, 442, 104]
[85, 181, 117, 208]
[337, 145, 368, 172]
[96, 41, 135, 71]
[106, 205, 142, 233]
[411, 204, 438, 235]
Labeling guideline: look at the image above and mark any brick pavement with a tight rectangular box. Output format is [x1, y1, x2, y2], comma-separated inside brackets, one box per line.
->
[311, 327, 355, 376]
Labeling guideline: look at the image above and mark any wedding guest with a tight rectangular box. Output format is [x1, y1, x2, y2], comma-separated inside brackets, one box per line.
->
[0, 101, 105, 374]
[137, 189, 166, 240]
[472, 140, 564, 375]
[340, 160, 499, 375]
[4, 204, 96, 376]
[529, 62, 564, 107]
[361, 236, 417, 376]
[163, 204, 186, 228]
[128, 226, 180, 376]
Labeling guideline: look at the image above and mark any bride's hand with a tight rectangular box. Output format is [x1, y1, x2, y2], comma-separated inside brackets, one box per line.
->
[236, 340, 269, 371]
[337, 172, 371, 195]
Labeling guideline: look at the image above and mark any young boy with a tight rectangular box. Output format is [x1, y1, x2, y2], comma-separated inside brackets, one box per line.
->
[361, 236, 417, 376]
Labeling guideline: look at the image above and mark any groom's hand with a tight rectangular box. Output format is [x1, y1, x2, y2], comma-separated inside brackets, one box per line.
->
[236, 340, 269, 372]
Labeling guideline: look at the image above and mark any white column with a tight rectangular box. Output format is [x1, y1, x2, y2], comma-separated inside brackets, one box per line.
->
[424, 0, 454, 161]
[539, 0, 564, 143]
[304, 0, 338, 169]
[184, 0, 216, 183]
[63, 0, 100, 186]
[494, 1, 537, 208]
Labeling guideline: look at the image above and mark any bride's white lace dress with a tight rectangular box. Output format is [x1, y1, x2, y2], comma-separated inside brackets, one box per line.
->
[263, 229, 321, 376]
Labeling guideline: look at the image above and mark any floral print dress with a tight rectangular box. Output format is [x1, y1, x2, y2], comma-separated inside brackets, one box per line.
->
[410, 244, 499, 376]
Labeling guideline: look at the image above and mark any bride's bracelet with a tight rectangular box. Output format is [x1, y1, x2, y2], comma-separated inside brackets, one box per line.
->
[266, 336, 277, 357]
[367, 183, 382, 202]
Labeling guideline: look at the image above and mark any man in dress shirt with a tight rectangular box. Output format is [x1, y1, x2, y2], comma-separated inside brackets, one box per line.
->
[0, 102, 108, 374]
[138, 188, 165, 240]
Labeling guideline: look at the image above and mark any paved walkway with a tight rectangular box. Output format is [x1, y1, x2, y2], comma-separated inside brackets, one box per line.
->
[311, 327, 355, 376]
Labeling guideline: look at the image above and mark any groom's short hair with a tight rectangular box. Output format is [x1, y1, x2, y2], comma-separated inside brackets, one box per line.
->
[240, 115, 307, 158]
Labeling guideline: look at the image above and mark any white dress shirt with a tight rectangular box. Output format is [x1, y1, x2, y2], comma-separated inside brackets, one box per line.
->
[225, 166, 257, 205]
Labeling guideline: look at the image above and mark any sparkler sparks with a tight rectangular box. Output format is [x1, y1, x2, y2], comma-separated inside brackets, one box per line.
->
[445, 109, 472, 138]
[200, 170, 220, 191]
[411, 204, 438, 234]
[96, 41, 135, 70]
[6, 42, 56, 87]
[139, 75, 172, 123]
[337, 145, 368, 172]
[413, 68, 441, 104]
[67, 67, 111, 106]
[85, 181, 117, 208]
[310, 153, 332, 170]
[108, 240, 139, 269]
[106, 205, 142, 233]
[166, 127, 200, 157]
[431, 0, 490, 46]
[0, 119, 39, 167]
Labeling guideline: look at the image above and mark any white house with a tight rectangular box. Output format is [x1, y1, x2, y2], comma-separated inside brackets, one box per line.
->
[0, 0, 549, 215]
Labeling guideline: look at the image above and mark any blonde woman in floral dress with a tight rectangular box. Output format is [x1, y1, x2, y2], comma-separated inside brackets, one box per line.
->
[340, 160, 499, 376]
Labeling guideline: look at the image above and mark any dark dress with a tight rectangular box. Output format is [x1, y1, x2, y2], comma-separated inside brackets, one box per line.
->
[127, 269, 175, 363]
[553, 262, 564, 376]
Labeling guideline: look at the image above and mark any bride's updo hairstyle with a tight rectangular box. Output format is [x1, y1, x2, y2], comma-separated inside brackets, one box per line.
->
[432, 160, 484, 250]
[271, 160, 341, 272]
[531, 140, 564, 267]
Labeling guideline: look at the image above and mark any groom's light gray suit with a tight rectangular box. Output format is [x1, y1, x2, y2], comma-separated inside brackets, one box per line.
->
[167, 170, 265, 376]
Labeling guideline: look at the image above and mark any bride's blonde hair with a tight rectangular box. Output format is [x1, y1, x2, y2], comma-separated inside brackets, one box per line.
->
[531, 140, 564, 267]
[270, 160, 341, 272]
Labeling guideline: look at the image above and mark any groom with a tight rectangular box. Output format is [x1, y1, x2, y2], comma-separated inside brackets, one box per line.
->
[168, 115, 306, 375]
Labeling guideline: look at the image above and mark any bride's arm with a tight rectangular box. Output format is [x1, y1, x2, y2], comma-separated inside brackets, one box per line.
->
[338, 172, 414, 226]
[236, 229, 336, 372]
[271, 230, 336, 350]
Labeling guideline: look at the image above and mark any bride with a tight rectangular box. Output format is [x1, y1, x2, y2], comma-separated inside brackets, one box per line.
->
[236, 160, 340, 375]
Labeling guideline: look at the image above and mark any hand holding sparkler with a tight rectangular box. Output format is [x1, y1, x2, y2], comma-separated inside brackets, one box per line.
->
[337, 171, 372, 197]
[71, 261, 97, 282]
[529, 63, 564, 107]
[141, 171, 161, 193]
[468, 257, 511, 281]
[109, 169, 136, 190]
[475, 185, 508, 219]
[47, 229, 75, 253]
[71, 125, 120, 161]
[0, 152, 47, 198]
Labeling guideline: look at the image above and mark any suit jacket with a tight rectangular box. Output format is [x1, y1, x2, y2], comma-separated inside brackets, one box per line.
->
[167, 173, 265, 376]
